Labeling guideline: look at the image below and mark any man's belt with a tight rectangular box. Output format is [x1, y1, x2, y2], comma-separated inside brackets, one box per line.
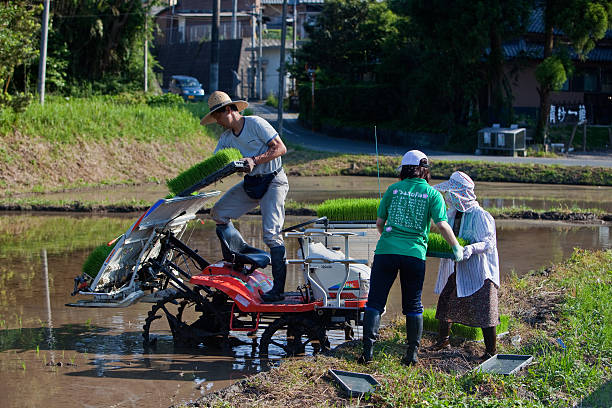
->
[248, 167, 282, 178]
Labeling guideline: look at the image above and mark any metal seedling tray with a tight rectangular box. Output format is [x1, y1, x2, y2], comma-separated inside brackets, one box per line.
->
[328, 369, 380, 397]
[426, 250, 454, 259]
[475, 354, 534, 375]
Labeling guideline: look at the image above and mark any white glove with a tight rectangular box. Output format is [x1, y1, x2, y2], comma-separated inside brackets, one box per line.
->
[451, 244, 464, 262]
[462, 245, 473, 261]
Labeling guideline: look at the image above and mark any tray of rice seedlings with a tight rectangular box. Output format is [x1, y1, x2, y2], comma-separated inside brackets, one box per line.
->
[317, 198, 468, 258]
[427, 233, 469, 259]
[316, 198, 380, 222]
[422, 307, 509, 341]
[78, 239, 119, 291]
[166, 148, 244, 196]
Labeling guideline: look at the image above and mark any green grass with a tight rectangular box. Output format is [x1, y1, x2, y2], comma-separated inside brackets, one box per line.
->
[284, 150, 612, 186]
[0, 95, 214, 144]
[196, 249, 611, 407]
[166, 148, 243, 195]
[422, 307, 510, 340]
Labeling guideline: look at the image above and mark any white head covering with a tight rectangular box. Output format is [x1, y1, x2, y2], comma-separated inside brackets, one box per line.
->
[396, 150, 429, 171]
[434, 171, 478, 212]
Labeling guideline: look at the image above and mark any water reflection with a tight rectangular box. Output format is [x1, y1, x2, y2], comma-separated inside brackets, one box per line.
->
[11, 176, 612, 212]
[0, 213, 610, 408]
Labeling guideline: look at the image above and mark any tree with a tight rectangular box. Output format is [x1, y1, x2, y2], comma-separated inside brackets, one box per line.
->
[486, 0, 532, 125]
[47, 0, 153, 93]
[290, 0, 398, 86]
[388, 0, 493, 133]
[534, 0, 612, 143]
[0, 1, 40, 110]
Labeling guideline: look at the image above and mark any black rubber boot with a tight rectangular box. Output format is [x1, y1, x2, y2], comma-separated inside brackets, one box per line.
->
[357, 308, 380, 364]
[480, 326, 497, 360]
[261, 245, 286, 302]
[402, 314, 423, 366]
[429, 321, 452, 351]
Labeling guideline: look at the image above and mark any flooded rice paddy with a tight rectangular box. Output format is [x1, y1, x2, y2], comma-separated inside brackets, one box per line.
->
[16, 175, 612, 212]
[1, 176, 611, 407]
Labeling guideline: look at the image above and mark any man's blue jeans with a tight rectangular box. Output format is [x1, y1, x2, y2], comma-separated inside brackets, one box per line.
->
[366, 254, 426, 316]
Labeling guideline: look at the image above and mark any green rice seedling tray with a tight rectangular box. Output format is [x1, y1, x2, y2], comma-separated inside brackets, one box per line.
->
[475, 354, 533, 375]
[422, 307, 509, 341]
[317, 198, 379, 221]
[426, 250, 455, 259]
[176, 160, 247, 197]
[166, 148, 243, 195]
[328, 369, 380, 397]
[82, 241, 118, 279]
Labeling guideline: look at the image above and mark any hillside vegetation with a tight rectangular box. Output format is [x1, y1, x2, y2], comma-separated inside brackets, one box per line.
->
[0, 95, 219, 194]
[0, 97, 610, 197]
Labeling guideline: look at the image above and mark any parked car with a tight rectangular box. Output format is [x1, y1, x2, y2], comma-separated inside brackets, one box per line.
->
[169, 75, 205, 102]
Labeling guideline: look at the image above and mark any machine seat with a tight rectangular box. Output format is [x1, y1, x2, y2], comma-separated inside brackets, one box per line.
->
[216, 222, 271, 272]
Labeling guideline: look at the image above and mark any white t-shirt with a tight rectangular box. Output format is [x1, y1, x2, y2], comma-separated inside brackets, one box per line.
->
[214, 116, 281, 175]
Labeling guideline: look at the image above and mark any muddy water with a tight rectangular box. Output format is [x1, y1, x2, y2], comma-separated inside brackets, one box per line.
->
[0, 212, 610, 408]
[16, 176, 612, 212]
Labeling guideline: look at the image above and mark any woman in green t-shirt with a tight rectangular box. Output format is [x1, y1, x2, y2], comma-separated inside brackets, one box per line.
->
[358, 150, 464, 365]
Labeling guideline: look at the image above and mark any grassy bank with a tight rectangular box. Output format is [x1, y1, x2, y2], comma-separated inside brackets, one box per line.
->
[1, 97, 611, 196]
[283, 149, 612, 186]
[0, 95, 219, 194]
[183, 249, 612, 408]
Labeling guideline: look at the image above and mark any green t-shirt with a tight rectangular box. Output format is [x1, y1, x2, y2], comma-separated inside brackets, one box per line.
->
[375, 178, 447, 260]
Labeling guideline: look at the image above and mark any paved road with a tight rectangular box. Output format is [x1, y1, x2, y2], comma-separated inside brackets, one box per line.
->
[250, 101, 612, 168]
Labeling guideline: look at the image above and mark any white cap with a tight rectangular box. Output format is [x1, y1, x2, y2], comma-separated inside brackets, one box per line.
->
[397, 150, 428, 171]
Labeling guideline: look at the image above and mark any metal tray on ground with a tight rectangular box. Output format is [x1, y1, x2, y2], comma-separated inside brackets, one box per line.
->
[328, 369, 380, 397]
[475, 354, 534, 375]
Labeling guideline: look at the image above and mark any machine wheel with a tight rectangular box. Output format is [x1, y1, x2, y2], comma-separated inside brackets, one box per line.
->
[142, 289, 229, 349]
[259, 315, 329, 358]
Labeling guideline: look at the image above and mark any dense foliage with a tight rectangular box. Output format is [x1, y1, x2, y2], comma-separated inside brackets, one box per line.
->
[0, 1, 40, 111]
[6, 0, 158, 97]
[292, 0, 531, 140]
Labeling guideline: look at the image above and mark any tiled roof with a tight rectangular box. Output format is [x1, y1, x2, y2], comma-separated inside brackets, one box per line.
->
[503, 40, 612, 62]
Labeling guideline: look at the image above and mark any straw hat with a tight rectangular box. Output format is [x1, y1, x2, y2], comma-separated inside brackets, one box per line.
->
[200, 91, 248, 125]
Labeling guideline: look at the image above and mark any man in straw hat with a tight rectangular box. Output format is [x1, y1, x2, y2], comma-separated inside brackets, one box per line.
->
[202, 91, 289, 303]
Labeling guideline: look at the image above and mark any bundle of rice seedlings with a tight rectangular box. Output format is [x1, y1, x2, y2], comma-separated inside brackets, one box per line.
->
[166, 148, 243, 195]
[427, 232, 469, 256]
[82, 241, 118, 279]
[316, 198, 380, 221]
[422, 308, 509, 340]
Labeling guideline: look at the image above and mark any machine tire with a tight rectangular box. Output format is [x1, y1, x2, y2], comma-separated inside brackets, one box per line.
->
[142, 289, 229, 349]
[259, 315, 329, 358]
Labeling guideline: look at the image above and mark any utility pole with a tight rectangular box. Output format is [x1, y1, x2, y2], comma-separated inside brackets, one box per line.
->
[277, 0, 288, 135]
[144, 13, 148, 92]
[232, 0, 237, 39]
[292, 0, 297, 93]
[251, 12, 256, 99]
[210, 0, 220, 92]
[37, 0, 50, 105]
[258, 7, 263, 100]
